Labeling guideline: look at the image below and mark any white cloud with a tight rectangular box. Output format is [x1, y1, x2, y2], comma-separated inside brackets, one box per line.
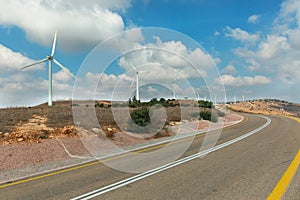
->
[0, 44, 44, 71]
[257, 35, 290, 59]
[117, 36, 219, 82]
[53, 69, 73, 82]
[0, 0, 130, 51]
[221, 64, 237, 74]
[214, 31, 221, 36]
[229, 0, 300, 88]
[225, 26, 260, 43]
[147, 86, 158, 94]
[248, 14, 261, 24]
[216, 75, 272, 87]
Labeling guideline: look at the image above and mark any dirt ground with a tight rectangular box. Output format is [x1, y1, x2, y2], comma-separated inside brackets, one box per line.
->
[0, 101, 242, 174]
[227, 99, 300, 116]
[0, 112, 243, 172]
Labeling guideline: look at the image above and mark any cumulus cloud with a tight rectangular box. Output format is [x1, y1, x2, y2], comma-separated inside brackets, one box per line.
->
[216, 75, 272, 87]
[248, 14, 261, 24]
[0, 44, 44, 71]
[225, 26, 260, 43]
[0, 0, 130, 51]
[257, 35, 290, 59]
[229, 0, 300, 86]
[117, 36, 219, 82]
[221, 64, 237, 74]
[53, 69, 73, 82]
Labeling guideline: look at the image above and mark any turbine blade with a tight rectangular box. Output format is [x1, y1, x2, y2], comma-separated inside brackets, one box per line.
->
[51, 31, 57, 57]
[53, 58, 76, 79]
[130, 77, 135, 88]
[129, 63, 137, 72]
[20, 57, 48, 70]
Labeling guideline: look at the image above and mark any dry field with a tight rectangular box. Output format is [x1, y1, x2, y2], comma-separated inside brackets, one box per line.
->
[227, 99, 300, 117]
[0, 100, 223, 144]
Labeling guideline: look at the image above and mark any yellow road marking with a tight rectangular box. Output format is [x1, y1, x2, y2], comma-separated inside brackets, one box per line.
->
[0, 115, 248, 189]
[287, 116, 300, 123]
[267, 150, 300, 200]
[267, 116, 300, 200]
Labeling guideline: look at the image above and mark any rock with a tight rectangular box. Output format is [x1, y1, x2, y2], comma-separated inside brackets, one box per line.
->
[4, 132, 9, 136]
[17, 138, 24, 142]
[107, 127, 113, 131]
[91, 128, 103, 134]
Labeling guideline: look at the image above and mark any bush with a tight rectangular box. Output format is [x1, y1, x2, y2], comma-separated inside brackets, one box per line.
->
[198, 100, 214, 108]
[95, 103, 104, 107]
[130, 107, 151, 127]
[200, 111, 218, 122]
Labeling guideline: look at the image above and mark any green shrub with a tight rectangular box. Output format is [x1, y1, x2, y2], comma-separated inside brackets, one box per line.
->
[95, 103, 104, 107]
[130, 107, 151, 127]
[198, 100, 214, 108]
[200, 110, 218, 122]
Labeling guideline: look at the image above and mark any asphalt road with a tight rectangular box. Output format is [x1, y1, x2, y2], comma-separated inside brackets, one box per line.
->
[1, 114, 299, 200]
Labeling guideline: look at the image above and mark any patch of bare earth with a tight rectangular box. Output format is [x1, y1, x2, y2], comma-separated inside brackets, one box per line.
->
[0, 110, 242, 180]
[227, 100, 299, 116]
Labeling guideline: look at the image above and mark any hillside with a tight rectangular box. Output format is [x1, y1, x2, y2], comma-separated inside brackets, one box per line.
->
[227, 99, 300, 117]
[0, 100, 225, 144]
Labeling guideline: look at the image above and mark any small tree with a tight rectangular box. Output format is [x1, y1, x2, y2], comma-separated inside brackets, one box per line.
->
[200, 110, 218, 122]
[130, 107, 151, 127]
[127, 107, 151, 133]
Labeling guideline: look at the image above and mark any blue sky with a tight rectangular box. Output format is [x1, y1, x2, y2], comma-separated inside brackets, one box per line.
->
[0, 0, 299, 107]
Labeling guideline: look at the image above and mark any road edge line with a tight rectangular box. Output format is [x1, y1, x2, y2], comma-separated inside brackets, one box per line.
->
[267, 116, 300, 200]
[267, 150, 300, 200]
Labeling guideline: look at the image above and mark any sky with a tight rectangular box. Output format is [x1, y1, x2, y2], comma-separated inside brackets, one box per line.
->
[0, 0, 299, 107]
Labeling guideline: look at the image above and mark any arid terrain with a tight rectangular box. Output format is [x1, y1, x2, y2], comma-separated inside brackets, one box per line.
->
[0, 100, 224, 144]
[227, 99, 300, 117]
[0, 100, 243, 182]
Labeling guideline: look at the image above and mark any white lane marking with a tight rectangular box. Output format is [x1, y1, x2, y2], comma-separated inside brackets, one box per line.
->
[71, 115, 271, 200]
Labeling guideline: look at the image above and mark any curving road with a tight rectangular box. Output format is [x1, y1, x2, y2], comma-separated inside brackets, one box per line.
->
[1, 114, 299, 199]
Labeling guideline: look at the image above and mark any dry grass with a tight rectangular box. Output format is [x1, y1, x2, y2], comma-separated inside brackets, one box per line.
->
[0, 100, 224, 144]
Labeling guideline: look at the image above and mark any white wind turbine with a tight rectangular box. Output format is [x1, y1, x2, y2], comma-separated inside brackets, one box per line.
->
[172, 79, 176, 100]
[172, 70, 179, 100]
[129, 63, 140, 101]
[20, 32, 76, 106]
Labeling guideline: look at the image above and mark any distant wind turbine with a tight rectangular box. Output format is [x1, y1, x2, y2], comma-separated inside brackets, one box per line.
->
[20, 32, 76, 106]
[172, 70, 179, 100]
[172, 80, 176, 100]
[129, 63, 140, 101]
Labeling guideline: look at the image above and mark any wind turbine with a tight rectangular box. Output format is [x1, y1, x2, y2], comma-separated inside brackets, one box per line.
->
[20, 32, 76, 106]
[172, 80, 177, 100]
[172, 70, 179, 100]
[129, 63, 140, 101]
[233, 96, 237, 104]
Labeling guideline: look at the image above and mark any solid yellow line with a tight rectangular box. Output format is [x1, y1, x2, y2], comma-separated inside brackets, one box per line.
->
[287, 116, 300, 123]
[0, 115, 248, 189]
[267, 150, 300, 200]
[267, 116, 300, 200]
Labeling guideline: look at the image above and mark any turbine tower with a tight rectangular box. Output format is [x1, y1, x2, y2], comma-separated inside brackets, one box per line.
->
[20, 32, 76, 106]
[130, 63, 140, 101]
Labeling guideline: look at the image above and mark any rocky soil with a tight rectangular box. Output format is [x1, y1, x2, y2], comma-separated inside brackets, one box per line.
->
[227, 99, 300, 116]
